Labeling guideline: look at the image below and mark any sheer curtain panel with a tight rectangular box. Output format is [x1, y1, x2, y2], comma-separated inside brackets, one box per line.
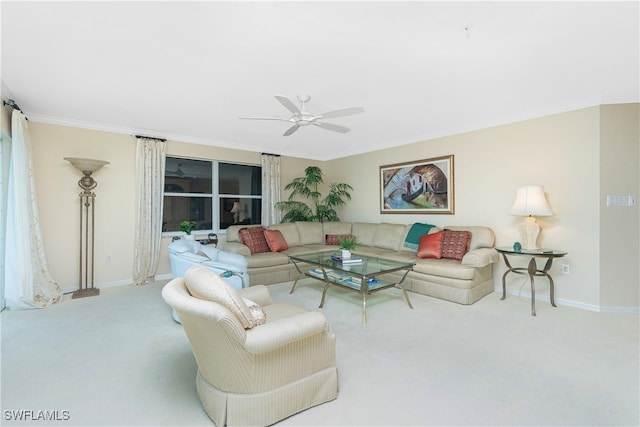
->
[132, 137, 166, 285]
[3, 109, 62, 309]
[261, 153, 281, 226]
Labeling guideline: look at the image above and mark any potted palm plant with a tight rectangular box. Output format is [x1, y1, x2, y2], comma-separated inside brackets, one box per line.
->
[275, 166, 353, 223]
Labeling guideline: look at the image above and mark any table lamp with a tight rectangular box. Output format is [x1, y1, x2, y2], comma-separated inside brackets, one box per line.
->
[509, 185, 552, 250]
[230, 202, 242, 223]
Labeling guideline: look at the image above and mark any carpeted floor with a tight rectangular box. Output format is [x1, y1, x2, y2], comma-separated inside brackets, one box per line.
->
[1, 279, 639, 426]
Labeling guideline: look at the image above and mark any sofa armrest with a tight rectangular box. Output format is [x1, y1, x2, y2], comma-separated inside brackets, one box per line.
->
[222, 241, 251, 257]
[243, 311, 329, 354]
[238, 285, 273, 306]
[461, 248, 499, 267]
[200, 246, 248, 270]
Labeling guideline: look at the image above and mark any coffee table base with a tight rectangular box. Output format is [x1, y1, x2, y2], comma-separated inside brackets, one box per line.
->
[291, 264, 413, 326]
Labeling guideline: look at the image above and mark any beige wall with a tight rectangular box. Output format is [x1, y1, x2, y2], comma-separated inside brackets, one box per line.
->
[29, 124, 137, 289]
[27, 104, 639, 310]
[327, 107, 604, 308]
[599, 104, 640, 308]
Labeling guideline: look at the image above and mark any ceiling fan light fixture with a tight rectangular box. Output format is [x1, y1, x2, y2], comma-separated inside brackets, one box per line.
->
[240, 94, 364, 136]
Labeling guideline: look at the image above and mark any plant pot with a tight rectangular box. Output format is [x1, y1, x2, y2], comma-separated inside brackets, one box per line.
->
[184, 234, 195, 240]
[341, 249, 351, 259]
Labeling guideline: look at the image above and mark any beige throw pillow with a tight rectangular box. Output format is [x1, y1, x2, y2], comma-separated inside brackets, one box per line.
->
[184, 264, 256, 329]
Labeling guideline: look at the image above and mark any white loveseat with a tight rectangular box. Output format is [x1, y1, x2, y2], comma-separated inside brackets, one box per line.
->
[222, 222, 499, 305]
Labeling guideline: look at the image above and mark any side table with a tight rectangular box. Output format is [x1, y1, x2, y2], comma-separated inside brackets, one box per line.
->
[496, 247, 567, 316]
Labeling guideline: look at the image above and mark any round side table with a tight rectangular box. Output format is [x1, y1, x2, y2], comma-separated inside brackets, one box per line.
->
[496, 247, 567, 316]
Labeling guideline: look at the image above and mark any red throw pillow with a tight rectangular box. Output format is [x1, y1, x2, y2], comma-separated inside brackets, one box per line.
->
[441, 230, 472, 261]
[239, 227, 270, 254]
[325, 234, 354, 245]
[263, 229, 288, 252]
[417, 231, 443, 259]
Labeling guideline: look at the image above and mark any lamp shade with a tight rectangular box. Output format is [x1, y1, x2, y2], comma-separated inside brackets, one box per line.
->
[510, 185, 552, 216]
[230, 202, 242, 213]
[64, 157, 109, 173]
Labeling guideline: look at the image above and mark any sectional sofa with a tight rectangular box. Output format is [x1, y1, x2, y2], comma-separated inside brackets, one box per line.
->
[220, 222, 499, 305]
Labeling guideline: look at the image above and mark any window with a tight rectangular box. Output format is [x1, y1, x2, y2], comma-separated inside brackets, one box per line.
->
[163, 157, 261, 233]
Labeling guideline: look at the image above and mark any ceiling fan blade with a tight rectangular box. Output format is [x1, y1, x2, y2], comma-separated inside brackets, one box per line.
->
[275, 95, 302, 115]
[283, 124, 300, 136]
[239, 116, 287, 121]
[318, 106, 364, 119]
[314, 122, 351, 134]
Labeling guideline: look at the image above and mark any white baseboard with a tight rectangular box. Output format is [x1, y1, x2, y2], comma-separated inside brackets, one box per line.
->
[61, 275, 173, 295]
[495, 286, 640, 314]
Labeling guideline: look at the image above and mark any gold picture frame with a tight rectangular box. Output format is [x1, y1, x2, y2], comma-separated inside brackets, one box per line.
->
[380, 155, 454, 214]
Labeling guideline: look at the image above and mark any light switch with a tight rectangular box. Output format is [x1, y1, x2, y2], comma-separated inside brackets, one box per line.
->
[606, 195, 637, 207]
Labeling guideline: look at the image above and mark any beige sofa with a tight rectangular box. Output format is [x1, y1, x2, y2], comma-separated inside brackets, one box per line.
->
[223, 222, 499, 305]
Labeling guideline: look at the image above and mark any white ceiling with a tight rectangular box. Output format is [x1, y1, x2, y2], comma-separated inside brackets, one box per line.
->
[2, 1, 638, 161]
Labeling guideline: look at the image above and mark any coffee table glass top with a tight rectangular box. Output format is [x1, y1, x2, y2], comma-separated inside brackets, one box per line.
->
[289, 251, 414, 279]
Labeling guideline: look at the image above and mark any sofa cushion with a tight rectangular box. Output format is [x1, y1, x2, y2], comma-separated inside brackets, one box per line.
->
[239, 226, 270, 254]
[295, 221, 324, 245]
[412, 258, 477, 280]
[267, 223, 301, 247]
[325, 233, 354, 245]
[441, 230, 472, 261]
[184, 264, 256, 329]
[263, 229, 289, 252]
[373, 223, 409, 251]
[352, 222, 379, 246]
[322, 221, 352, 236]
[417, 231, 443, 259]
[404, 223, 436, 250]
[244, 252, 290, 268]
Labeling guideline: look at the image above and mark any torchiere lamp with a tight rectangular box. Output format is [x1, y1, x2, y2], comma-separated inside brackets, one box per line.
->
[509, 185, 552, 251]
[65, 157, 110, 298]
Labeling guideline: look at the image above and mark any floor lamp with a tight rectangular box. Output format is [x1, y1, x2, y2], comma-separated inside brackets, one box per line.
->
[65, 157, 110, 298]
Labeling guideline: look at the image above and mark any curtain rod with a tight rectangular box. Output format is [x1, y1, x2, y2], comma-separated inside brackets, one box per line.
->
[3, 99, 23, 112]
[261, 152, 281, 157]
[134, 135, 167, 142]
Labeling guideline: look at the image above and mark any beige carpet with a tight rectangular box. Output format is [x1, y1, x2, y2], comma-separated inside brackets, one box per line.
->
[1, 279, 639, 426]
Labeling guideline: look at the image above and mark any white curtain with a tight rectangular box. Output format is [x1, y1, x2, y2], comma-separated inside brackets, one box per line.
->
[261, 153, 281, 226]
[132, 137, 166, 285]
[3, 109, 62, 309]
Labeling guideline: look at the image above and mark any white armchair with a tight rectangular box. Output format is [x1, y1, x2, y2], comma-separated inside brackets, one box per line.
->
[168, 239, 250, 323]
[168, 239, 249, 289]
[162, 265, 338, 426]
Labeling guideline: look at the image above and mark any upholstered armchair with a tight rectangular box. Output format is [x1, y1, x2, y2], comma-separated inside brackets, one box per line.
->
[168, 239, 249, 289]
[162, 265, 338, 426]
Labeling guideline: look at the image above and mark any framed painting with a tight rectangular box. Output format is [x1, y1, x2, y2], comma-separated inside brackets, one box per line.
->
[380, 155, 454, 214]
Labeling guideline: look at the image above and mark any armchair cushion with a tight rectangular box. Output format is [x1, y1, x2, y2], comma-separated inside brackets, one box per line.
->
[184, 265, 256, 329]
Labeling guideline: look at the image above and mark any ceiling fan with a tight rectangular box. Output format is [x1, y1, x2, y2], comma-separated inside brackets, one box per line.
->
[167, 163, 185, 177]
[239, 95, 365, 136]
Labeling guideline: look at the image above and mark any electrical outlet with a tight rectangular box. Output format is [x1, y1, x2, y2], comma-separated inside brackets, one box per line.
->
[561, 264, 570, 275]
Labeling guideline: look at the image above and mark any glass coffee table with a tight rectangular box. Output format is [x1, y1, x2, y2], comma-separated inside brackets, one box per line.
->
[289, 251, 415, 325]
